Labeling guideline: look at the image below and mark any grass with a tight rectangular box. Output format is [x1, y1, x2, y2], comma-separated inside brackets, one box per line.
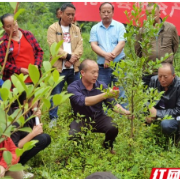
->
[26, 98, 180, 179]
[4, 20, 180, 178]
[17, 27, 180, 178]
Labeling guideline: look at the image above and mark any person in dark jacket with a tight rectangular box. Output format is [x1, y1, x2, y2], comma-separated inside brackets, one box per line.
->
[147, 62, 180, 136]
[67, 59, 131, 154]
[135, 3, 179, 86]
[10, 92, 51, 165]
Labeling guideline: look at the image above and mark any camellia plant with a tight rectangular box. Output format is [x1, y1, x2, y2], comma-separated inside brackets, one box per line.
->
[0, 2, 72, 175]
[107, 3, 172, 153]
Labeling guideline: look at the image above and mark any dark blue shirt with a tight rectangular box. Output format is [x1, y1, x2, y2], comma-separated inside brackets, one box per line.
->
[67, 79, 115, 119]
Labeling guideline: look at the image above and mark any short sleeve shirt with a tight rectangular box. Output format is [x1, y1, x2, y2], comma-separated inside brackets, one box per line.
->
[89, 19, 126, 64]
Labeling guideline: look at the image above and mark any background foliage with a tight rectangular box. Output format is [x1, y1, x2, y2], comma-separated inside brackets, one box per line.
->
[0, 2, 180, 179]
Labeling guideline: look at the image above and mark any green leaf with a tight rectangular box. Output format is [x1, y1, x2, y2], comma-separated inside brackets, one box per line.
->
[0, 125, 5, 138]
[26, 84, 34, 97]
[16, 116, 25, 127]
[50, 56, 61, 66]
[52, 93, 72, 106]
[0, 30, 4, 37]
[3, 151, 12, 165]
[50, 42, 57, 57]
[53, 69, 59, 82]
[14, 9, 25, 20]
[0, 108, 6, 124]
[14, 74, 28, 92]
[28, 64, 40, 85]
[55, 40, 63, 54]
[15, 148, 24, 157]
[23, 140, 38, 151]
[3, 126, 13, 137]
[11, 75, 24, 93]
[12, 87, 19, 97]
[43, 61, 51, 72]
[0, 88, 9, 101]
[18, 127, 32, 133]
[48, 76, 54, 86]
[9, 2, 17, 10]
[8, 163, 25, 171]
[56, 76, 64, 85]
[52, 94, 62, 106]
[23, 74, 28, 82]
[2, 80, 11, 90]
[42, 98, 51, 109]
[0, 138, 5, 144]
[10, 108, 22, 122]
[35, 87, 49, 97]
[60, 93, 73, 104]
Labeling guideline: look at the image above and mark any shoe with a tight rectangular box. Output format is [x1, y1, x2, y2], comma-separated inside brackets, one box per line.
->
[23, 171, 34, 179]
[49, 118, 57, 128]
[102, 142, 116, 154]
[110, 149, 116, 154]
[144, 121, 151, 126]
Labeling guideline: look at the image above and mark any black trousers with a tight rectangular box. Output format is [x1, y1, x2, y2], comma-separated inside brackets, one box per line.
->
[69, 114, 118, 149]
[19, 133, 51, 165]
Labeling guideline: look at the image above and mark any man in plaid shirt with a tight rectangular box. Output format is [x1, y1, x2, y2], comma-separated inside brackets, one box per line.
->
[0, 13, 43, 82]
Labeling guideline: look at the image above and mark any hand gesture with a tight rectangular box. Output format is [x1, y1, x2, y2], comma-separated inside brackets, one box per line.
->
[0, 165, 5, 178]
[108, 88, 120, 99]
[20, 68, 29, 75]
[125, 110, 135, 120]
[104, 52, 116, 68]
[104, 52, 114, 62]
[32, 123, 43, 136]
[111, 52, 116, 59]
[33, 109, 41, 119]
[146, 117, 152, 124]
[65, 61, 72, 68]
[69, 54, 78, 64]
[104, 60, 110, 68]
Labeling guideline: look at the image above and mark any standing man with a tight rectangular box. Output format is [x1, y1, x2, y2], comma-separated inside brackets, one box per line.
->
[135, 3, 179, 86]
[47, 3, 83, 127]
[67, 59, 131, 154]
[89, 2, 126, 100]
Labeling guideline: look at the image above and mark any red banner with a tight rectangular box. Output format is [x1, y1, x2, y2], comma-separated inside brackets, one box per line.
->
[72, 2, 180, 35]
